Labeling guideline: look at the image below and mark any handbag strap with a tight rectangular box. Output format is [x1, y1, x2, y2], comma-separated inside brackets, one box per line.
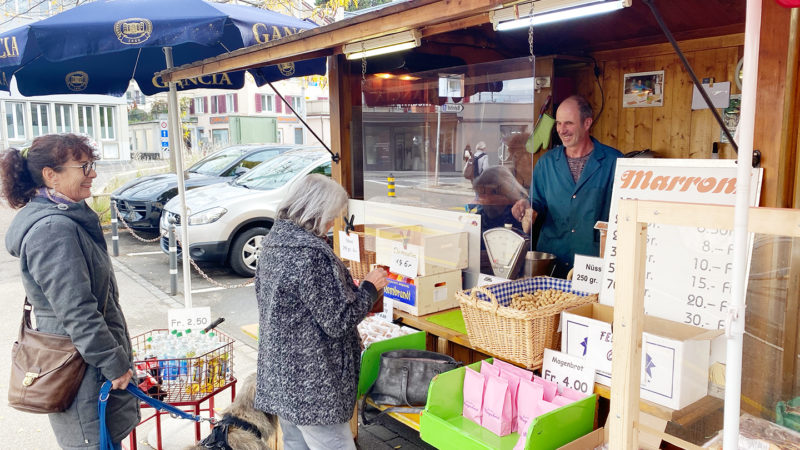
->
[98, 381, 209, 449]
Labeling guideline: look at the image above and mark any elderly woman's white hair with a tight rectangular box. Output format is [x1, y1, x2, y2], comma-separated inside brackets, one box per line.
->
[276, 174, 348, 237]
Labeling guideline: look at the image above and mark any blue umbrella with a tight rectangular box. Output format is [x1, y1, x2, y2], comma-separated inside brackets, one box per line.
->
[0, 0, 326, 96]
[0, 0, 328, 307]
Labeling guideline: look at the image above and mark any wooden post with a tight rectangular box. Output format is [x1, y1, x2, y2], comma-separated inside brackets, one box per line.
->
[608, 199, 648, 449]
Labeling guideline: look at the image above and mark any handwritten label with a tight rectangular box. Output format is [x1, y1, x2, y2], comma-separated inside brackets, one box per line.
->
[377, 296, 394, 323]
[601, 159, 763, 330]
[338, 231, 361, 262]
[572, 255, 603, 294]
[390, 242, 419, 278]
[542, 348, 595, 395]
[168, 307, 211, 332]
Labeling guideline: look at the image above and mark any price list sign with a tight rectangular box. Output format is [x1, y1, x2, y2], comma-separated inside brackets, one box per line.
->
[599, 160, 762, 330]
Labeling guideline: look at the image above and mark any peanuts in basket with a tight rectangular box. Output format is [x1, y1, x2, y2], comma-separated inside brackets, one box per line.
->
[509, 289, 583, 311]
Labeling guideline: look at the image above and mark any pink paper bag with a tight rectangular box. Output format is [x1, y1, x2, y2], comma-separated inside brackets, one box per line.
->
[498, 370, 521, 432]
[537, 398, 561, 416]
[493, 359, 534, 381]
[481, 361, 500, 378]
[462, 367, 485, 425]
[560, 386, 587, 401]
[551, 395, 573, 407]
[516, 379, 544, 439]
[482, 375, 513, 436]
[533, 375, 558, 402]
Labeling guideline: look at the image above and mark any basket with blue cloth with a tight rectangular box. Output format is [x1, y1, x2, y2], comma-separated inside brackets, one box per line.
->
[457, 276, 597, 369]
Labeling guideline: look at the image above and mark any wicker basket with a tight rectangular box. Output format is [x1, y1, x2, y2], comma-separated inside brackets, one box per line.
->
[458, 277, 597, 369]
[343, 225, 377, 280]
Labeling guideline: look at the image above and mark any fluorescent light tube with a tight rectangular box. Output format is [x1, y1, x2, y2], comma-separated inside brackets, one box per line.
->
[493, 0, 628, 31]
[344, 30, 421, 60]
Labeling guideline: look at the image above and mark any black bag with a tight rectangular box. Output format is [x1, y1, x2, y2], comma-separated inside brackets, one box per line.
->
[361, 350, 459, 423]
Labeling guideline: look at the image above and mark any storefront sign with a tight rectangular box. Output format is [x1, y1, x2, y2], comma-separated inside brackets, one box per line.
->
[384, 279, 415, 307]
[390, 242, 419, 279]
[338, 230, 360, 262]
[209, 116, 228, 124]
[571, 255, 603, 294]
[600, 159, 763, 330]
[168, 306, 211, 331]
[542, 348, 595, 395]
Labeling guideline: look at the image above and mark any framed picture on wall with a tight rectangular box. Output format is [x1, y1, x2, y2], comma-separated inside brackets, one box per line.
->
[623, 70, 664, 108]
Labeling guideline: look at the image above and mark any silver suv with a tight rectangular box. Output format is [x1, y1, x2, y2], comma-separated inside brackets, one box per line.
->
[160, 147, 331, 277]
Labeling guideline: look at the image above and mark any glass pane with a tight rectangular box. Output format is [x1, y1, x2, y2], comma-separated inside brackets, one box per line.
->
[40, 105, 48, 135]
[15, 103, 24, 137]
[63, 106, 72, 132]
[294, 128, 303, 144]
[235, 153, 320, 190]
[188, 145, 249, 175]
[105, 107, 115, 139]
[6, 106, 14, 138]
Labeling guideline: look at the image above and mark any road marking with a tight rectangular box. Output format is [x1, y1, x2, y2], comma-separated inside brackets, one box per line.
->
[365, 180, 409, 188]
[125, 251, 163, 256]
[192, 286, 228, 294]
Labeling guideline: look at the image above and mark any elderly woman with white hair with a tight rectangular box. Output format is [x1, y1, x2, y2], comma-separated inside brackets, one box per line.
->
[253, 174, 387, 450]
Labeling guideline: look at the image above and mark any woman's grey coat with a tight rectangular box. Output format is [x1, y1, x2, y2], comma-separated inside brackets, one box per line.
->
[6, 198, 140, 449]
[254, 219, 377, 426]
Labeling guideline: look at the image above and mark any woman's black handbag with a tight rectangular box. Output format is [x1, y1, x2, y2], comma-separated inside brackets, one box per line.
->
[361, 349, 459, 423]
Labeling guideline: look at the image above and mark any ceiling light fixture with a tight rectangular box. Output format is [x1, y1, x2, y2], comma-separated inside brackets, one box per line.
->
[344, 30, 421, 60]
[490, 0, 631, 31]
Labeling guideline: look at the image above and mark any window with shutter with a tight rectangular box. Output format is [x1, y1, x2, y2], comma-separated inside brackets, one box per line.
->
[219, 95, 226, 114]
[276, 98, 282, 113]
[255, 94, 262, 113]
[204, 97, 209, 113]
[189, 101, 195, 115]
[233, 94, 238, 113]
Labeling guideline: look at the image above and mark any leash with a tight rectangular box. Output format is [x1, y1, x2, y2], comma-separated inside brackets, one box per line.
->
[98, 381, 216, 449]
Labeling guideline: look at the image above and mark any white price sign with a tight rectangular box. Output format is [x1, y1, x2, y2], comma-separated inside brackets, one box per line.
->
[541, 348, 596, 395]
[168, 307, 211, 331]
[389, 242, 419, 278]
[338, 231, 361, 262]
[572, 255, 603, 294]
[377, 296, 393, 323]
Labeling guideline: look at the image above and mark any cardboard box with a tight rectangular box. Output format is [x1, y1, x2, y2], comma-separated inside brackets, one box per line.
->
[383, 269, 462, 316]
[561, 303, 721, 410]
[375, 225, 468, 276]
[557, 428, 604, 450]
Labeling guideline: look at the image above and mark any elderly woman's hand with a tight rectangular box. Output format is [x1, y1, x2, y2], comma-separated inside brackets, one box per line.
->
[111, 369, 133, 390]
[364, 267, 388, 290]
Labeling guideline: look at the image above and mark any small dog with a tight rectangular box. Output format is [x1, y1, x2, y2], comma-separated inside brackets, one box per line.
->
[189, 373, 278, 450]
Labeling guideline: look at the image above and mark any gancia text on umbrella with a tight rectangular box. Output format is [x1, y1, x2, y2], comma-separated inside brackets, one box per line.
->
[252, 25, 304, 44]
[151, 72, 234, 90]
[0, 36, 20, 59]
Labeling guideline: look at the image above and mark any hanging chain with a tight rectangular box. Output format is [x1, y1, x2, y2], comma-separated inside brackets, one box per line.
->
[174, 233, 255, 289]
[528, 1, 535, 62]
[113, 202, 162, 243]
[360, 41, 367, 87]
[114, 202, 254, 288]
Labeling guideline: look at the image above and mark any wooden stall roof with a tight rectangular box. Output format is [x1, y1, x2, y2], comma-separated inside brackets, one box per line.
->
[159, 0, 746, 82]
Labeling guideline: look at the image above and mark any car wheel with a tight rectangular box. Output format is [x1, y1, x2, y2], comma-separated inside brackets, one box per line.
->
[229, 227, 268, 277]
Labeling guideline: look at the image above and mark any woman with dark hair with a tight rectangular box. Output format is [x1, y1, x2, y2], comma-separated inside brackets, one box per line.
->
[254, 173, 387, 450]
[1, 134, 139, 449]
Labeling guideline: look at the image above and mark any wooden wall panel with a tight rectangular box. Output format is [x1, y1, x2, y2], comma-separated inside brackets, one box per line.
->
[575, 35, 743, 159]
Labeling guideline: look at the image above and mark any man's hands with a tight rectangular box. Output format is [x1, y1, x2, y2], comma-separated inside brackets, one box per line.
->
[512, 199, 530, 222]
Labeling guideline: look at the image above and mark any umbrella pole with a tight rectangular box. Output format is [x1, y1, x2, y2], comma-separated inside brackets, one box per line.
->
[723, 0, 761, 448]
[164, 46, 193, 309]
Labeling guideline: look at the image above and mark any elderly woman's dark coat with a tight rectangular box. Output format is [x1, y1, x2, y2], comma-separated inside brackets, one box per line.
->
[5, 198, 140, 449]
[254, 219, 377, 426]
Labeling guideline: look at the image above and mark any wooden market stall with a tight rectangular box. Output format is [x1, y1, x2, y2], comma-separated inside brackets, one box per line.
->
[160, 0, 800, 447]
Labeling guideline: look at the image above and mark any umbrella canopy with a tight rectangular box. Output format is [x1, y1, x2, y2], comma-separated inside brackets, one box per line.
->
[0, 0, 326, 96]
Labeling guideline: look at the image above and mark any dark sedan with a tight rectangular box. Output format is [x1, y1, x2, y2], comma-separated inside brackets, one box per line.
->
[111, 143, 297, 230]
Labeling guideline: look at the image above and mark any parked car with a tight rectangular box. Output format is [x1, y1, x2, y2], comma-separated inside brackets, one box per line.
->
[112, 144, 298, 231]
[160, 147, 331, 277]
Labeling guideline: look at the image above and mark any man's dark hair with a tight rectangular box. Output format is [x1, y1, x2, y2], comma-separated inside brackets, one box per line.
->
[565, 95, 593, 123]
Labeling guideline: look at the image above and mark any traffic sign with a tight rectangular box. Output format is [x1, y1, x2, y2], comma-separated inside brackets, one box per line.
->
[160, 120, 168, 129]
[161, 130, 168, 138]
[441, 103, 464, 113]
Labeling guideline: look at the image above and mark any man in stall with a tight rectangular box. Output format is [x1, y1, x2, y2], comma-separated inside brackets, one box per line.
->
[511, 95, 622, 277]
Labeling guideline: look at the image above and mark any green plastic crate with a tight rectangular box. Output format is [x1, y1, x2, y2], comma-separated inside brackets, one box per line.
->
[776, 396, 800, 432]
[420, 360, 597, 450]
